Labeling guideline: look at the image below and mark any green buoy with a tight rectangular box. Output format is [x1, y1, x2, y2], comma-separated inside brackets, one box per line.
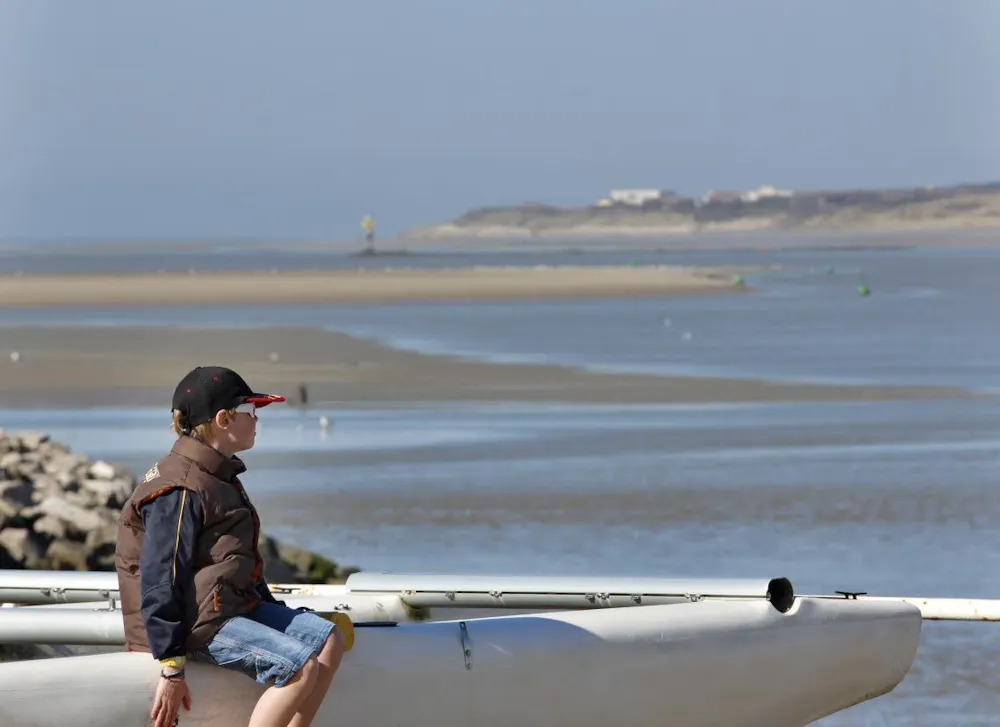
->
[857, 283, 870, 297]
[823, 266, 835, 275]
[732, 274, 745, 286]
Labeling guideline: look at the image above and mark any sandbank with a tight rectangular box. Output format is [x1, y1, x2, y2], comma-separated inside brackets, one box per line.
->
[0, 266, 745, 309]
[0, 326, 969, 410]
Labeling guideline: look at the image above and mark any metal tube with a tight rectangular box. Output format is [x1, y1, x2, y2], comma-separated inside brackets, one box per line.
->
[0, 570, 796, 612]
[0, 608, 124, 645]
[344, 573, 796, 613]
[10, 571, 1000, 622]
[0, 592, 416, 644]
[812, 595, 1000, 622]
[0, 570, 120, 605]
[0, 570, 354, 606]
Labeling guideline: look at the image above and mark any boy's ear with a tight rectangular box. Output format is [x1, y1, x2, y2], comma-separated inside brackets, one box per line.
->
[214, 409, 230, 428]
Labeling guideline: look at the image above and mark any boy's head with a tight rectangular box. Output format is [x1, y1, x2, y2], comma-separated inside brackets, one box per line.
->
[170, 366, 285, 454]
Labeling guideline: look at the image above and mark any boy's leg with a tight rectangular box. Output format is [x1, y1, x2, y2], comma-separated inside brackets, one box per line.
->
[288, 629, 345, 727]
[249, 654, 320, 727]
[191, 609, 329, 723]
[242, 601, 345, 727]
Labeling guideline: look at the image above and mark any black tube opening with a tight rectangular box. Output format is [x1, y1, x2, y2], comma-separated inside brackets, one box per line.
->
[767, 577, 795, 613]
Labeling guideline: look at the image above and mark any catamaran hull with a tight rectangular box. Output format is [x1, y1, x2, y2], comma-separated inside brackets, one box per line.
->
[0, 597, 920, 727]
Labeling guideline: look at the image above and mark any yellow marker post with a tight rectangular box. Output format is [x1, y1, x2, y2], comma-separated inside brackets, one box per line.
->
[360, 215, 376, 252]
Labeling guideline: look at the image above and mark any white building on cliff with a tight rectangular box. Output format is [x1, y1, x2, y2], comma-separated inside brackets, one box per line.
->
[596, 189, 665, 207]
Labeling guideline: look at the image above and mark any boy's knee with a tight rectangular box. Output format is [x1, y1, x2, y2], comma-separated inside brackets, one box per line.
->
[321, 630, 345, 665]
[292, 654, 320, 689]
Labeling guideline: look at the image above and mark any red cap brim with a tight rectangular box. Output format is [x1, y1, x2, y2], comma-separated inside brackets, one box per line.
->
[246, 394, 285, 407]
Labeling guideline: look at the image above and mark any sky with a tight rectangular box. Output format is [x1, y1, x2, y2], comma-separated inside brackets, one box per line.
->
[2, 0, 1000, 240]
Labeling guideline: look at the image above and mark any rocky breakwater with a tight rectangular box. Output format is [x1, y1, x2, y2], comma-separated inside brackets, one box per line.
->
[0, 428, 350, 582]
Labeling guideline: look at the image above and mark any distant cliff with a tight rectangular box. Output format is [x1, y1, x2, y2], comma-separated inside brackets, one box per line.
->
[405, 181, 1000, 239]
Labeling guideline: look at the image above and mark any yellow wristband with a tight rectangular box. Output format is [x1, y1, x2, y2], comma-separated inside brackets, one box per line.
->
[159, 656, 187, 669]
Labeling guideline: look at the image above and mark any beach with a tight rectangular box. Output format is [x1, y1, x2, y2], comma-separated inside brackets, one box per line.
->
[0, 256, 982, 409]
[0, 325, 969, 410]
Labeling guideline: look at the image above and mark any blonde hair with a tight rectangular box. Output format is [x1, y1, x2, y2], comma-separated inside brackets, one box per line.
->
[171, 409, 235, 440]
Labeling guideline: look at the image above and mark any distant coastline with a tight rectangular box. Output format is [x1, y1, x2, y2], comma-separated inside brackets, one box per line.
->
[404, 180, 1000, 241]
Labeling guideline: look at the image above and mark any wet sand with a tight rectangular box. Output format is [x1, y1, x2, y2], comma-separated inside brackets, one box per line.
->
[0, 326, 970, 409]
[0, 266, 746, 308]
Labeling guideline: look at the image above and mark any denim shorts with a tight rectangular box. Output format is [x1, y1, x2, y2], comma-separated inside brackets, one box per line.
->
[190, 601, 336, 687]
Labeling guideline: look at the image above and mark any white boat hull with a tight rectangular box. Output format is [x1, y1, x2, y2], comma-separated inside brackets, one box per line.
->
[0, 597, 920, 727]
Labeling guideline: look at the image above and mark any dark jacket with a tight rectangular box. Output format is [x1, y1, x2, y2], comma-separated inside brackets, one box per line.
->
[114, 436, 280, 658]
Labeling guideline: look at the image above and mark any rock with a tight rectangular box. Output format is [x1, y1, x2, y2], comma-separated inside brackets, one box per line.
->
[16, 432, 49, 451]
[0, 499, 17, 519]
[0, 527, 47, 568]
[85, 523, 118, 570]
[0, 479, 33, 512]
[0, 451, 22, 473]
[29, 474, 64, 500]
[88, 549, 117, 570]
[79, 478, 132, 509]
[84, 523, 118, 550]
[0, 427, 356, 583]
[0, 644, 49, 663]
[41, 439, 71, 455]
[43, 453, 88, 478]
[62, 489, 104, 511]
[0, 542, 17, 568]
[261, 557, 299, 583]
[339, 565, 362, 579]
[32, 515, 67, 540]
[1, 452, 43, 478]
[17, 504, 44, 520]
[38, 496, 108, 534]
[259, 535, 344, 584]
[88, 460, 117, 480]
[46, 540, 90, 570]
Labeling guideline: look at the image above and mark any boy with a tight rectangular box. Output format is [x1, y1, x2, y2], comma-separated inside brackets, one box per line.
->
[114, 366, 343, 727]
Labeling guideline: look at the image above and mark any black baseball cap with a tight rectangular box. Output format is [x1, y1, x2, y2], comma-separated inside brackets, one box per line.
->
[171, 366, 285, 430]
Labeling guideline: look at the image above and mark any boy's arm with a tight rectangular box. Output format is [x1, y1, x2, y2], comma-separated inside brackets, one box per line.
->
[138, 487, 202, 669]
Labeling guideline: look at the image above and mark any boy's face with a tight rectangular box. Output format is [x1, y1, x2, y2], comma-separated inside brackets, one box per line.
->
[214, 402, 258, 454]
